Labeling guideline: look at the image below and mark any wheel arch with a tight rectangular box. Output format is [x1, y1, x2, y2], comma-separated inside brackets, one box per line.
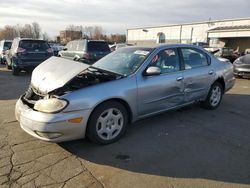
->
[87, 98, 133, 126]
[214, 77, 225, 93]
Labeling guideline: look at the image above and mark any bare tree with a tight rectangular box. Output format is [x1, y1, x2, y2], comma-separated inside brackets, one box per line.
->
[32, 22, 41, 39]
[0, 22, 46, 40]
[42, 32, 50, 41]
[20, 24, 33, 38]
[0, 25, 18, 40]
[93, 26, 103, 40]
[109, 34, 126, 43]
[83, 26, 94, 39]
[66, 25, 82, 32]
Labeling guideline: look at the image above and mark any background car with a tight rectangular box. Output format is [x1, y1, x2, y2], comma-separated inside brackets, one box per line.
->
[59, 39, 111, 64]
[109, 43, 133, 51]
[16, 44, 235, 144]
[5, 38, 53, 75]
[233, 54, 250, 78]
[205, 47, 239, 63]
[0, 40, 12, 64]
[49, 42, 64, 56]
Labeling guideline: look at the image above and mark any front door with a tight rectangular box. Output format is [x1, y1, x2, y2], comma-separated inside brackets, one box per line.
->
[137, 48, 185, 117]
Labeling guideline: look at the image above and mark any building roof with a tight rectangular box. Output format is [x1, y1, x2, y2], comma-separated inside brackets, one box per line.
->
[208, 25, 250, 32]
[127, 17, 250, 31]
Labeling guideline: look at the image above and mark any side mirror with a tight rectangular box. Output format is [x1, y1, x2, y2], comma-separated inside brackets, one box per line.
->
[63, 47, 67, 51]
[144, 66, 161, 76]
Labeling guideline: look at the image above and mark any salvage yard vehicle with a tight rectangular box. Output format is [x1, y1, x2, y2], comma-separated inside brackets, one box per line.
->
[0, 40, 12, 64]
[49, 42, 64, 56]
[205, 47, 239, 63]
[15, 44, 235, 144]
[58, 39, 111, 64]
[233, 54, 250, 78]
[109, 43, 133, 51]
[5, 38, 53, 75]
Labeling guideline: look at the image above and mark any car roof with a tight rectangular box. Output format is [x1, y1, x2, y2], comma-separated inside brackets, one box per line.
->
[71, 39, 106, 42]
[19, 38, 47, 41]
[0, 40, 12, 42]
[131, 44, 206, 51]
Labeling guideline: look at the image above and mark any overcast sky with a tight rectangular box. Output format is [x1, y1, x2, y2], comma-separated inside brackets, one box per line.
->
[0, 0, 249, 38]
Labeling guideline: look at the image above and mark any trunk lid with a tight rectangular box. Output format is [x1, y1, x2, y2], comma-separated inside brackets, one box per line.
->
[31, 56, 90, 94]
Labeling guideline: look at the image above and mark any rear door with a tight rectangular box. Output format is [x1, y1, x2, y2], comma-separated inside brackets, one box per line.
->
[179, 47, 215, 102]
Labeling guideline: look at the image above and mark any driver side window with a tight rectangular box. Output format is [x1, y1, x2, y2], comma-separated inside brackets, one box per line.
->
[150, 48, 180, 74]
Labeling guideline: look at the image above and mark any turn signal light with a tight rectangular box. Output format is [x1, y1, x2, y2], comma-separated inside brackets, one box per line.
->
[68, 117, 83, 123]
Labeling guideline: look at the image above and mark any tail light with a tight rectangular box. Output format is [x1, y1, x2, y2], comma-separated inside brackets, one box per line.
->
[47, 48, 53, 54]
[84, 52, 91, 59]
[16, 47, 26, 53]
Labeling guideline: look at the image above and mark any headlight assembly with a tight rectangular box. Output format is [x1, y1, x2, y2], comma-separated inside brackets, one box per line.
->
[234, 58, 242, 64]
[34, 98, 68, 113]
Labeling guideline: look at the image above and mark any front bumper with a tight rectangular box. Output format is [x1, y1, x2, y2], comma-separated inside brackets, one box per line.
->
[15, 98, 92, 142]
[234, 67, 250, 77]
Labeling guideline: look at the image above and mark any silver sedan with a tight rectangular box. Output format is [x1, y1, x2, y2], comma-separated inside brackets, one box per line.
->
[15, 44, 235, 144]
[233, 54, 250, 78]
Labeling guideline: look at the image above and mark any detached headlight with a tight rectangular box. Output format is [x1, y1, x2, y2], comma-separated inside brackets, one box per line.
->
[34, 98, 68, 113]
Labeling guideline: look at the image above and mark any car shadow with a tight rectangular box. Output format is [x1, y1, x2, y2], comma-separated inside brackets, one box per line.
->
[60, 93, 250, 185]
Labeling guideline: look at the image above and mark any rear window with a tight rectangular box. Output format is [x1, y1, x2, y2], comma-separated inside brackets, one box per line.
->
[87, 41, 110, 52]
[19, 40, 49, 51]
[4, 42, 12, 49]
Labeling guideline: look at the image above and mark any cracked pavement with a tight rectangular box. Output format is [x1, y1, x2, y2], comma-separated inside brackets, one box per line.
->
[1, 65, 250, 188]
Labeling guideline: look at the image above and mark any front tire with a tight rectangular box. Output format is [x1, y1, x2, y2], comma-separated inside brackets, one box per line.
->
[87, 101, 128, 144]
[201, 82, 223, 110]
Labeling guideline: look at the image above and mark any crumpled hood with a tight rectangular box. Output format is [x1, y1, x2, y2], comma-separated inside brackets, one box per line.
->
[31, 56, 90, 94]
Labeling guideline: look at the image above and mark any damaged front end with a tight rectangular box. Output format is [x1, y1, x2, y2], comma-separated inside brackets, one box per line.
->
[22, 66, 123, 112]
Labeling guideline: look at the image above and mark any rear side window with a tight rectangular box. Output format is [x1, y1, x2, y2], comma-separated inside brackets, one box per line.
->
[181, 48, 209, 69]
[4, 42, 12, 49]
[87, 41, 110, 52]
[65, 41, 72, 50]
[77, 41, 85, 51]
[19, 40, 49, 51]
[72, 41, 78, 51]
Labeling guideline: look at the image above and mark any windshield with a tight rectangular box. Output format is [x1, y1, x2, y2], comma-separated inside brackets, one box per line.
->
[92, 47, 153, 76]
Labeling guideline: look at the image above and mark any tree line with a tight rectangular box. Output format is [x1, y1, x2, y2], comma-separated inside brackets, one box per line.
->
[0, 22, 126, 43]
[65, 25, 126, 43]
[0, 22, 45, 40]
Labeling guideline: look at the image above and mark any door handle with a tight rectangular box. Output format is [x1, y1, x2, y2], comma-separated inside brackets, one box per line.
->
[208, 70, 214, 75]
[176, 76, 184, 81]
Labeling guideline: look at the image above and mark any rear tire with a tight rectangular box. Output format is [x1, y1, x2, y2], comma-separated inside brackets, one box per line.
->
[6, 63, 11, 70]
[201, 82, 223, 110]
[87, 101, 128, 144]
[12, 66, 20, 76]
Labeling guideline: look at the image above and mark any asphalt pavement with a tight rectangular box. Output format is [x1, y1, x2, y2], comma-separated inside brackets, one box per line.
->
[0, 65, 250, 188]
